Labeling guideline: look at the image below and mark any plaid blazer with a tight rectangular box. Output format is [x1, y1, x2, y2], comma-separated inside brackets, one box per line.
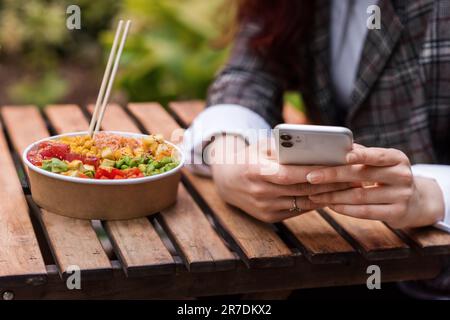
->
[206, 0, 450, 165]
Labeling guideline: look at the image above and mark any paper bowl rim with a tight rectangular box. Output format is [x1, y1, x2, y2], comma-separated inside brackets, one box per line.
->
[22, 131, 185, 185]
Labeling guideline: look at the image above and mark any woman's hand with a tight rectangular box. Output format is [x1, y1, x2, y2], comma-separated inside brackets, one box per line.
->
[208, 135, 351, 223]
[306, 145, 445, 228]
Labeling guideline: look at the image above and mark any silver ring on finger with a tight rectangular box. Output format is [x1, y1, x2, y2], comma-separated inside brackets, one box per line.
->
[289, 196, 301, 212]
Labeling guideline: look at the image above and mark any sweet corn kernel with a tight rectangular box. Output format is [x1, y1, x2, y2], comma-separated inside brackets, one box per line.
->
[113, 150, 122, 160]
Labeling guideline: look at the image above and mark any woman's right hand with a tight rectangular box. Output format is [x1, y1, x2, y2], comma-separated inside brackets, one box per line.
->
[208, 135, 352, 223]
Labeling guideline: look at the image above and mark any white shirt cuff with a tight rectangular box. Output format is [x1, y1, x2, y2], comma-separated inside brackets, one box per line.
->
[182, 104, 271, 176]
[412, 164, 450, 233]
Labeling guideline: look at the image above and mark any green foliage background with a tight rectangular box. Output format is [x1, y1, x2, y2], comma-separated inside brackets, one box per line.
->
[104, 0, 229, 105]
[0, 0, 228, 107]
[0, 0, 303, 110]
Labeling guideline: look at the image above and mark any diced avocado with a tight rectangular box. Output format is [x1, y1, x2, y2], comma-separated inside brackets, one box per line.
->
[83, 164, 95, 171]
[123, 156, 131, 166]
[150, 169, 160, 176]
[120, 164, 129, 170]
[100, 159, 116, 168]
[42, 158, 69, 173]
[84, 171, 94, 178]
[101, 147, 114, 160]
[138, 164, 147, 173]
[68, 160, 83, 170]
[61, 170, 78, 177]
[145, 164, 155, 176]
[41, 160, 52, 171]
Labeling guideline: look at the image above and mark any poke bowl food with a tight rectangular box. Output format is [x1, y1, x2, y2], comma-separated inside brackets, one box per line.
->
[23, 131, 185, 220]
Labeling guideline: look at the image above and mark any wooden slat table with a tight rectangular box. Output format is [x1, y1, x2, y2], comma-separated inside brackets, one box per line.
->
[0, 101, 450, 299]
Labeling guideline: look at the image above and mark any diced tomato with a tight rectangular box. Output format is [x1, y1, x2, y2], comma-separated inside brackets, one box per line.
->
[84, 156, 99, 167]
[37, 141, 52, 149]
[64, 152, 83, 162]
[95, 168, 111, 179]
[111, 168, 125, 177]
[78, 173, 89, 179]
[94, 167, 143, 180]
[94, 168, 125, 180]
[38, 143, 70, 160]
[123, 168, 144, 179]
[64, 153, 99, 168]
[30, 141, 100, 169]
[27, 149, 43, 166]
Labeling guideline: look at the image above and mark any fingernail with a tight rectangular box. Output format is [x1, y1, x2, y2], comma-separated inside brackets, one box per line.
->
[307, 171, 322, 184]
[346, 152, 357, 163]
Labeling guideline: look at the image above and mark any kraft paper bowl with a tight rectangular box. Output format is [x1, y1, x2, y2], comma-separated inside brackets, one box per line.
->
[22, 131, 185, 220]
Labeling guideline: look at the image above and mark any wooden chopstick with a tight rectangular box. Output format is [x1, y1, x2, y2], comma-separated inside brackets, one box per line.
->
[93, 20, 132, 135]
[88, 19, 131, 137]
[88, 20, 124, 137]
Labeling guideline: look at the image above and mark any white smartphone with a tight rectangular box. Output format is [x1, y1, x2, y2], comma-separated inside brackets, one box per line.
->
[274, 124, 353, 165]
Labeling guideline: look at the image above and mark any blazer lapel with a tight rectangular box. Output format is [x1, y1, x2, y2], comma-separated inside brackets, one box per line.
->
[346, 0, 404, 125]
[309, 0, 337, 125]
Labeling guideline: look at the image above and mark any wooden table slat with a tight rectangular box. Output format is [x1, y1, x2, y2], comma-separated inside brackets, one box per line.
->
[39, 210, 112, 278]
[129, 102, 294, 268]
[44, 104, 177, 276]
[87, 104, 141, 133]
[2, 106, 112, 278]
[91, 103, 236, 271]
[282, 211, 356, 263]
[168, 101, 205, 128]
[5, 254, 444, 299]
[168, 100, 309, 127]
[0, 113, 47, 281]
[401, 227, 450, 255]
[104, 219, 175, 276]
[323, 208, 410, 260]
[159, 185, 237, 271]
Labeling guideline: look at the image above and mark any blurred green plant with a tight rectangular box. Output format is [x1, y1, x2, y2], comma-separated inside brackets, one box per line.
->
[8, 72, 68, 106]
[1, 0, 303, 114]
[284, 92, 305, 112]
[0, 0, 120, 106]
[102, 0, 229, 105]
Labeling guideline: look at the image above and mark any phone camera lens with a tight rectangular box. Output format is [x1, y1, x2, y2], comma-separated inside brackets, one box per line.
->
[280, 134, 292, 141]
[281, 141, 293, 148]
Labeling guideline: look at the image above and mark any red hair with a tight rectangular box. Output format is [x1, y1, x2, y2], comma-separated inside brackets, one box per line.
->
[235, 0, 314, 69]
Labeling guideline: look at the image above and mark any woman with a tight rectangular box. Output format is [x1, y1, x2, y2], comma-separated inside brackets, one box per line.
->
[184, 0, 450, 231]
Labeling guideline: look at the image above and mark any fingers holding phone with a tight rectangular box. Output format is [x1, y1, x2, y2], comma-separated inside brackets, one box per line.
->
[306, 144, 444, 228]
[209, 135, 353, 223]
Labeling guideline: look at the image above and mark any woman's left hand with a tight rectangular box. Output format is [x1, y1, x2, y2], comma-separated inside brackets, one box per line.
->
[306, 144, 445, 228]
